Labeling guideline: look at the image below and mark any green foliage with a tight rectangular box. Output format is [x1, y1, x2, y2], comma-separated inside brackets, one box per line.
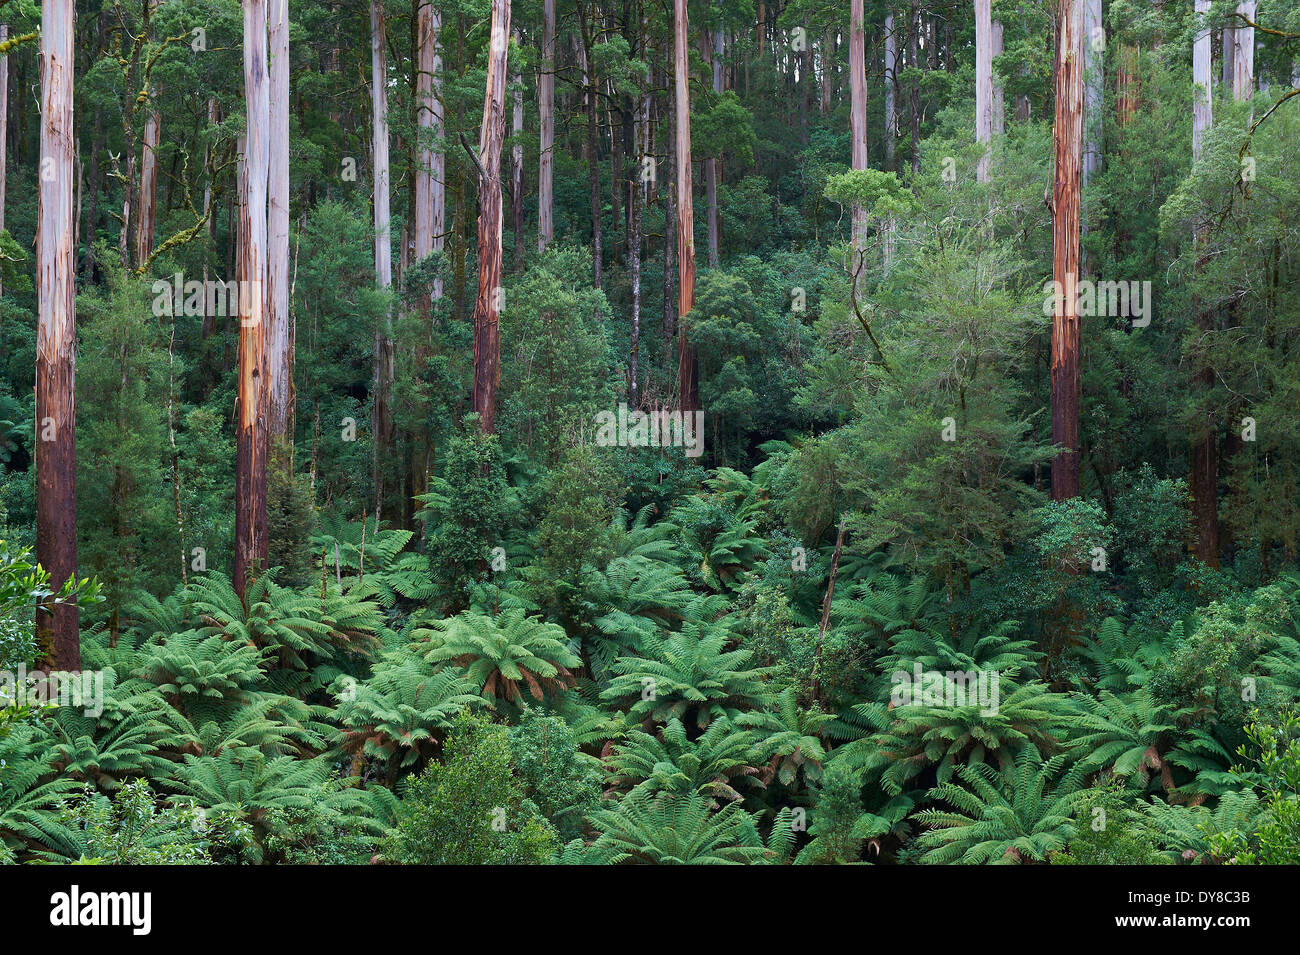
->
[47, 779, 251, 865]
[266, 444, 318, 589]
[568, 789, 769, 865]
[1206, 708, 1300, 864]
[914, 747, 1089, 864]
[498, 247, 615, 463]
[333, 645, 484, 781]
[602, 601, 776, 729]
[1, 541, 100, 672]
[417, 421, 514, 611]
[1050, 781, 1167, 866]
[508, 707, 602, 841]
[529, 444, 620, 617]
[794, 761, 894, 865]
[418, 608, 579, 706]
[607, 716, 758, 804]
[381, 713, 557, 865]
[5, 0, 1300, 871]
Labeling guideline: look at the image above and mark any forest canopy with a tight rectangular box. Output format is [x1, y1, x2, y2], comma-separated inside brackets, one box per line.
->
[0, 0, 1299, 870]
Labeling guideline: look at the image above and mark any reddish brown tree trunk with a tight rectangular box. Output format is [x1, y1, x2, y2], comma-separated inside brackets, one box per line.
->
[673, 0, 697, 411]
[1050, 0, 1083, 502]
[36, 0, 79, 669]
[472, 0, 510, 434]
[236, 0, 271, 596]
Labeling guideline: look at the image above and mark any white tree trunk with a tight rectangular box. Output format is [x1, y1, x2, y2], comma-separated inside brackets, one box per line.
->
[1193, 0, 1213, 163]
[137, 112, 159, 263]
[431, 6, 445, 300]
[1221, 26, 1235, 89]
[975, 0, 993, 182]
[414, 0, 434, 285]
[821, 28, 833, 113]
[136, 0, 161, 266]
[1082, 0, 1102, 189]
[236, 0, 271, 595]
[884, 14, 897, 168]
[991, 19, 1004, 136]
[1232, 2, 1256, 103]
[537, 0, 555, 252]
[415, 0, 445, 302]
[706, 28, 723, 267]
[35, 0, 79, 666]
[370, 0, 394, 506]
[268, 0, 292, 438]
[849, 0, 868, 282]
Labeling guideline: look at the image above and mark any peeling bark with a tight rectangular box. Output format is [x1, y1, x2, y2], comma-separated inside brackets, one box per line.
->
[472, 0, 510, 434]
[268, 0, 292, 439]
[1050, 0, 1083, 501]
[35, 0, 79, 668]
[235, 0, 271, 596]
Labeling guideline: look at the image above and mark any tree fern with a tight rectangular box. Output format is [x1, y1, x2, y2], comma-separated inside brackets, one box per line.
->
[417, 608, 580, 705]
[572, 789, 769, 864]
[606, 717, 760, 803]
[601, 614, 776, 729]
[914, 747, 1088, 864]
[332, 646, 483, 779]
[737, 686, 832, 788]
